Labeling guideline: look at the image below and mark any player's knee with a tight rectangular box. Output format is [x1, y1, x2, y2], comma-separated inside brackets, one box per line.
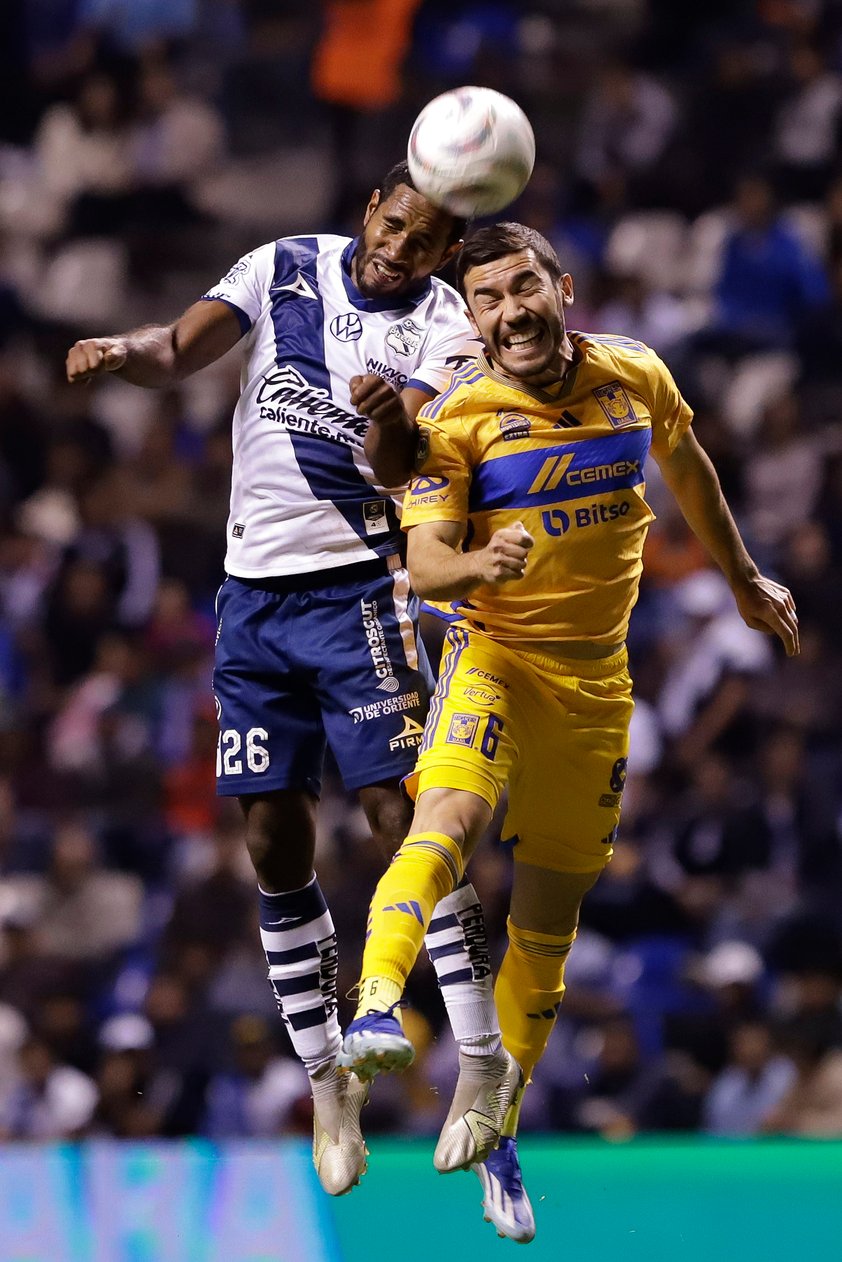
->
[240, 792, 316, 889]
[411, 786, 492, 857]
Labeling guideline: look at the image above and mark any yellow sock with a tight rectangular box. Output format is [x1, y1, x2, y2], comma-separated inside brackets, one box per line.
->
[355, 832, 463, 1019]
[495, 918, 576, 1086]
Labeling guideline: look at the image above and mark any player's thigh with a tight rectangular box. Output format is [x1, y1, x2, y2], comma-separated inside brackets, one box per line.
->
[509, 862, 601, 937]
[315, 565, 434, 792]
[213, 578, 325, 798]
[407, 626, 523, 826]
[506, 661, 634, 874]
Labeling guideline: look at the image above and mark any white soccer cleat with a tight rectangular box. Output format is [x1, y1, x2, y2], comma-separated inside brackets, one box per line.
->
[312, 1070, 369, 1196]
[473, 1136, 536, 1243]
[433, 1049, 522, 1173]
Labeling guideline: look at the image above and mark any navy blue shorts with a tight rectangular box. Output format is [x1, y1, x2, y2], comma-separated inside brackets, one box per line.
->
[213, 560, 434, 797]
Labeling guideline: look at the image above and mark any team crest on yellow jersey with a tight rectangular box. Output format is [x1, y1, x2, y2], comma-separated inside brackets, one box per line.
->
[446, 713, 479, 746]
[592, 381, 638, 429]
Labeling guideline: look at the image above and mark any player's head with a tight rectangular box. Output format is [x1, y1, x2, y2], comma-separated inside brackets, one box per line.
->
[456, 222, 574, 387]
[352, 161, 466, 299]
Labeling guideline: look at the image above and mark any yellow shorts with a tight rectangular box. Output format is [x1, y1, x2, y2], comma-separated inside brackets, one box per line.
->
[405, 627, 634, 874]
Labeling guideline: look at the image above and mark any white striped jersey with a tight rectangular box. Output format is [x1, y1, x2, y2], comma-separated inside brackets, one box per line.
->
[202, 234, 477, 577]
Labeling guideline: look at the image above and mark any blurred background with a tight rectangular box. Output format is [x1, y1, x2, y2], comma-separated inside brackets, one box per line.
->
[0, 0, 842, 1168]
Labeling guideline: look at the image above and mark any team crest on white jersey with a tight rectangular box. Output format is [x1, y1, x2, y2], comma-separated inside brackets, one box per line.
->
[386, 318, 423, 356]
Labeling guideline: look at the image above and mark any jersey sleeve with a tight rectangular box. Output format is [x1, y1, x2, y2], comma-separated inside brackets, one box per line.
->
[401, 408, 472, 530]
[407, 288, 481, 396]
[645, 349, 693, 451]
[201, 242, 274, 335]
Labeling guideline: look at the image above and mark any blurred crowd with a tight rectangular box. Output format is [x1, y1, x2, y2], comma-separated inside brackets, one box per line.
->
[1, 0, 842, 1146]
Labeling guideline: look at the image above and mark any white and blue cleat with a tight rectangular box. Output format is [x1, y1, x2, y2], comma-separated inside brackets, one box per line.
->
[338, 1007, 415, 1081]
[472, 1136, 536, 1244]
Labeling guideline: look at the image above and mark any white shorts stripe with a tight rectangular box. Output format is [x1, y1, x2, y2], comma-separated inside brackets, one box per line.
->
[390, 565, 419, 669]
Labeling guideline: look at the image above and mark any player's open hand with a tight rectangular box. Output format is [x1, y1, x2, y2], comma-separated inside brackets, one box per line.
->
[733, 574, 799, 657]
[350, 374, 407, 426]
[477, 522, 534, 586]
[66, 338, 128, 383]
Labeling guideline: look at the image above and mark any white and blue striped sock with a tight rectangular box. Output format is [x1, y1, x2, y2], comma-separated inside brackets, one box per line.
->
[258, 877, 342, 1093]
[426, 878, 502, 1054]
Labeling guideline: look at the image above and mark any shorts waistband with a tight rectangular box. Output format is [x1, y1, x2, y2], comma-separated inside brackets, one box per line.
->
[512, 643, 629, 679]
[228, 554, 402, 594]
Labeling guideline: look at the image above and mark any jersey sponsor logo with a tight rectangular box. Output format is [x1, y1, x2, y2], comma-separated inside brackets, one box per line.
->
[270, 272, 318, 301]
[463, 685, 498, 706]
[529, 453, 574, 494]
[386, 317, 423, 357]
[593, 381, 638, 428]
[407, 474, 449, 506]
[362, 500, 388, 534]
[389, 715, 425, 750]
[256, 365, 368, 444]
[330, 312, 363, 341]
[465, 667, 509, 689]
[232, 522, 245, 538]
[360, 597, 396, 684]
[498, 411, 532, 441]
[542, 500, 631, 535]
[446, 713, 480, 747]
[349, 690, 421, 723]
[529, 450, 641, 497]
[366, 357, 408, 388]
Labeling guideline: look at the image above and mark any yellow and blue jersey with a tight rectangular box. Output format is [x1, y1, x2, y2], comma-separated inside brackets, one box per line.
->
[403, 332, 693, 646]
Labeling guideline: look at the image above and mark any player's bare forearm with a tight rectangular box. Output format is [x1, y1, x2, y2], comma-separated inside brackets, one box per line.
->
[407, 519, 533, 600]
[65, 300, 243, 388]
[654, 428, 799, 655]
[353, 376, 431, 486]
[654, 429, 757, 585]
[363, 414, 417, 487]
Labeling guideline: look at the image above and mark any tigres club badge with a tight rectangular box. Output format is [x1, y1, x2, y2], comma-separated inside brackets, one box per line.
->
[593, 381, 638, 429]
[415, 425, 431, 471]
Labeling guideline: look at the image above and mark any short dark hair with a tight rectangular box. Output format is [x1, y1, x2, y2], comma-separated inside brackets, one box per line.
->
[374, 160, 467, 244]
[456, 222, 564, 295]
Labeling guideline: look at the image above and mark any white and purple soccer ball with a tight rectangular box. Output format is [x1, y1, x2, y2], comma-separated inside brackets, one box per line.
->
[407, 86, 536, 219]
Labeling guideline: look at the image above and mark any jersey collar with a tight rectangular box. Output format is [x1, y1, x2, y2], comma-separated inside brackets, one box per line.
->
[340, 239, 432, 312]
[478, 336, 584, 404]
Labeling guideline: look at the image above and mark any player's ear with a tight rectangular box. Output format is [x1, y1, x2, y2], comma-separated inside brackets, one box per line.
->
[465, 306, 481, 337]
[439, 239, 463, 269]
[362, 190, 381, 226]
[560, 273, 574, 306]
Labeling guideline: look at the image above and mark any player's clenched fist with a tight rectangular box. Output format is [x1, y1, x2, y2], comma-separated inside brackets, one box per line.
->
[350, 373, 406, 426]
[476, 522, 534, 586]
[66, 338, 128, 382]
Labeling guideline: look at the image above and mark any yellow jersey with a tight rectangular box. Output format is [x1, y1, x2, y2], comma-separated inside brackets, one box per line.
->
[402, 332, 693, 646]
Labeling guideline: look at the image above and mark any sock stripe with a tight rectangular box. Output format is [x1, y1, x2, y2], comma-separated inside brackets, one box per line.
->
[427, 940, 468, 963]
[436, 967, 475, 986]
[268, 971, 321, 997]
[264, 943, 319, 966]
[405, 840, 461, 886]
[427, 912, 458, 934]
[286, 1006, 329, 1032]
[259, 910, 334, 951]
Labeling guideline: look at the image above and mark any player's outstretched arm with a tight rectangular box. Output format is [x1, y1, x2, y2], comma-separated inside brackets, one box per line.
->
[352, 375, 430, 487]
[65, 299, 245, 389]
[407, 519, 534, 600]
[653, 427, 800, 656]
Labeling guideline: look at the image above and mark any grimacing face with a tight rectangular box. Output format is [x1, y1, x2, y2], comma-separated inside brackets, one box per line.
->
[464, 248, 574, 387]
[351, 184, 461, 299]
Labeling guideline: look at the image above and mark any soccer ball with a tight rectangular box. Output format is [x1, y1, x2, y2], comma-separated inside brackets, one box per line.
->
[407, 86, 536, 219]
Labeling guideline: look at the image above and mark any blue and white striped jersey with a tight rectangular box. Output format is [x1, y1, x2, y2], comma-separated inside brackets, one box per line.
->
[202, 234, 476, 578]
